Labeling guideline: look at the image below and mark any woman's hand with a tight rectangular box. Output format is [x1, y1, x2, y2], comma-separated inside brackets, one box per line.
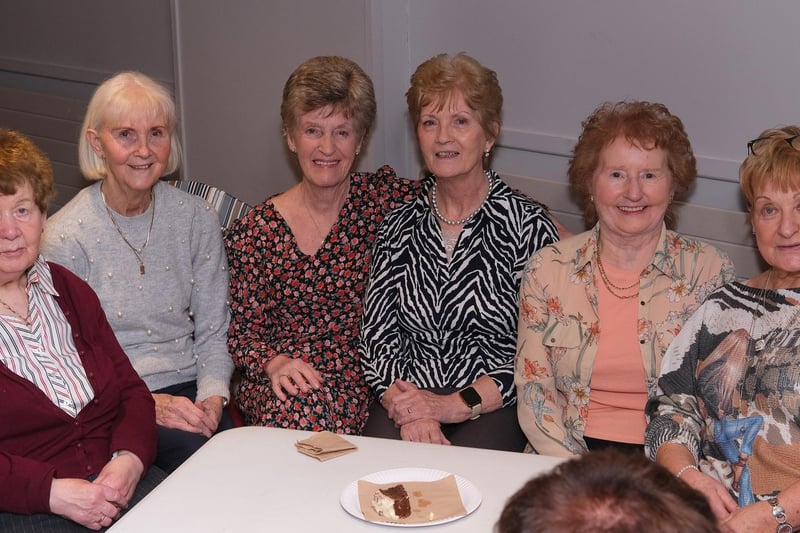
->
[201, 395, 226, 430]
[153, 393, 218, 437]
[266, 355, 323, 401]
[399, 418, 451, 445]
[718, 500, 775, 533]
[680, 468, 739, 521]
[92, 451, 144, 509]
[49, 478, 121, 530]
[383, 379, 465, 425]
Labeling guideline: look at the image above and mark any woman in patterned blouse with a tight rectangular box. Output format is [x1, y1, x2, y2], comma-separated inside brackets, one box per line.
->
[225, 56, 419, 433]
[359, 53, 559, 451]
[515, 101, 735, 458]
[646, 127, 800, 531]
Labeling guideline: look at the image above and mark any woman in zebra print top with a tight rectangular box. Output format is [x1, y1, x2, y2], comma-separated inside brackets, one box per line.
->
[359, 53, 559, 451]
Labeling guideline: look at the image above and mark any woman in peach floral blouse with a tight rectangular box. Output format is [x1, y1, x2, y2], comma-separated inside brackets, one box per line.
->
[514, 101, 735, 458]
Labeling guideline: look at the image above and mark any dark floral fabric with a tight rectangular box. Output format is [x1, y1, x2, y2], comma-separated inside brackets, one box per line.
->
[225, 166, 419, 433]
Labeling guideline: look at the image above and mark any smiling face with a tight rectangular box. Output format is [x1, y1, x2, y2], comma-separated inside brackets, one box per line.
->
[592, 136, 674, 244]
[87, 108, 171, 198]
[416, 90, 495, 183]
[286, 107, 362, 190]
[0, 181, 46, 283]
[752, 183, 800, 280]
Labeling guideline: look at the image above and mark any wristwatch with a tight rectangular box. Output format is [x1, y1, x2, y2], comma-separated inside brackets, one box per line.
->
[459, 386, 482, 420]
[768, 497, 794, 533]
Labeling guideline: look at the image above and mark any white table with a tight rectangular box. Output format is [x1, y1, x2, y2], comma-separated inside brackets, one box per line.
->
[110, 427, 563, 532]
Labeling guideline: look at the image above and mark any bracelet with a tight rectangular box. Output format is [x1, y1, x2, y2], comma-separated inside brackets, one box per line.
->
[768, 497, 794, 533]
[675, 464, 699, 479]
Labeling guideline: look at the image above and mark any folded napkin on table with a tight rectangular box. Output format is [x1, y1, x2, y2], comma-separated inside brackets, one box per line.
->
[295, 431, 357, 461]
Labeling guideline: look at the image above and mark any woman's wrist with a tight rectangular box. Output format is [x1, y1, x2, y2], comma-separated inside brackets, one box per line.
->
[675, 463, 699, 479]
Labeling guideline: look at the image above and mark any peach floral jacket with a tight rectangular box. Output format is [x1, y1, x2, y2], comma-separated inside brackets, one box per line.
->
[515, 224, 735, 457]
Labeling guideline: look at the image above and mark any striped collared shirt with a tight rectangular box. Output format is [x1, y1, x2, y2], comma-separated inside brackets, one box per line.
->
[0, 256, 94, 417]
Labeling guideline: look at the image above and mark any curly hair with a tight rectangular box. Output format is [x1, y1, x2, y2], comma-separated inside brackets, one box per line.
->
[739, 125, 800, 223]
[0, 129, 55, 212]
[568, 101, 696, 227]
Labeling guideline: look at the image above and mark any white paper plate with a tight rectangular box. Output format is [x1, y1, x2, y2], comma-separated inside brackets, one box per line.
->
[340, 467, 481, 527]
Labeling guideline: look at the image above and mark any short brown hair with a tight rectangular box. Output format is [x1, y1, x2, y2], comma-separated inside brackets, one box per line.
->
[280, 56, 376, 141]
[739, 125, 800, 223]
[568, 101, 696, 228]
[496, 449, 718, 533]
[0, 129, 55, 213]
[406, 52, 502, 141]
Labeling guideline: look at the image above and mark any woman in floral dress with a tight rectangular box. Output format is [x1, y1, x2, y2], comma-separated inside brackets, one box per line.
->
[515, 101, 735, 457]
[225, 56, 419, 433]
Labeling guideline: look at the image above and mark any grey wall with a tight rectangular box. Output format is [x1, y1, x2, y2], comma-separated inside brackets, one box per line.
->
[0, 0, 175, 211]
[2, 0, 799, 278]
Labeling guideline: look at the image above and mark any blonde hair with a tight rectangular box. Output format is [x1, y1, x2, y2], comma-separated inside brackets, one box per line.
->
[739, 125, 800, 223]
[79, 71, 182, 180]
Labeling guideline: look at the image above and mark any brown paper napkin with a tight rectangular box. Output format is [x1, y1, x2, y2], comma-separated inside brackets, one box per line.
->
[357, 474, 467, 524]
[295, 431, 357, 461]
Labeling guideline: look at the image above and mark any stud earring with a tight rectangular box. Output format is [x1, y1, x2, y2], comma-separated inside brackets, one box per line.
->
[483, 149, 491, 158]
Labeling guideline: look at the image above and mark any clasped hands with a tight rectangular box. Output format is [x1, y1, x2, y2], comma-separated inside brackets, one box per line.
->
[49, 451, 144, 530]
[381, 379, 462, 445]
[153, 393, 226, 437]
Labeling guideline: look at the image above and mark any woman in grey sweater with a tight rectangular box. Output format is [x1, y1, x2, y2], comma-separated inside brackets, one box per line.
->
[42, 71, 234, 473]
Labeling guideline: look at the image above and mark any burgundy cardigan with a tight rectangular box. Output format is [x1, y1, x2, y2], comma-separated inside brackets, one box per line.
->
[0, 262, 157, 514]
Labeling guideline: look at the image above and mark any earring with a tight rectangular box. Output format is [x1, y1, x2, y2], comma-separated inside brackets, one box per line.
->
[483, 149, 491, 158]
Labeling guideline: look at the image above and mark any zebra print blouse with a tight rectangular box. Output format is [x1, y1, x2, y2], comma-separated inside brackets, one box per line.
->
[359, 172, 559, 406]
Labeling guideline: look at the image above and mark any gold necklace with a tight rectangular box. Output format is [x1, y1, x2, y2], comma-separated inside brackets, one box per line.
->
[0, 294, 30, 325]
[594, 247, 639, 299]
[100, 188, 155, 275]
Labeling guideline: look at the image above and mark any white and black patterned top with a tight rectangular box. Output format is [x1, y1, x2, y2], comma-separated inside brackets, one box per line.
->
[646, 281, 800, 504]
[359, 172, 558, 406]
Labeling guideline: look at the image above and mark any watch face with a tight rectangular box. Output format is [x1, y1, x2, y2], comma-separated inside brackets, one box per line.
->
[460, 387, 481, 407]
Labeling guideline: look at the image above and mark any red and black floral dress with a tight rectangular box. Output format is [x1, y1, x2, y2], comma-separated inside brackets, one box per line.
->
[225, 166, 419, 433]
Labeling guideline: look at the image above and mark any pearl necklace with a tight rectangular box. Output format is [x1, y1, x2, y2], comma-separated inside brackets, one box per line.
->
[430, 171, 493, 226]
[100, 188, 155, 275]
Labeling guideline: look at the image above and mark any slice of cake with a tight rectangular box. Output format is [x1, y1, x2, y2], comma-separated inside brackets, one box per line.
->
[371, 484, 412, 519]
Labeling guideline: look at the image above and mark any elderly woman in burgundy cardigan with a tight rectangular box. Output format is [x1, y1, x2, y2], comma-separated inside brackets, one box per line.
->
[0, 129, 163, 532]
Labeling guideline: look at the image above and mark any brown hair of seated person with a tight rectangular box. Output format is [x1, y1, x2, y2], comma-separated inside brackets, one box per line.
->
[568, 100, 696, 227]
[495, 448, 719, 533]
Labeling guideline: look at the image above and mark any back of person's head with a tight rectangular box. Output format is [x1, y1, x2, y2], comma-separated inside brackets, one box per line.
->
[280, 55, 376, 141]
[0, 129, 55, 213]
[496, 449, 719, 533]
[79, 71, 182, 180]
[739, 125, 800, 222]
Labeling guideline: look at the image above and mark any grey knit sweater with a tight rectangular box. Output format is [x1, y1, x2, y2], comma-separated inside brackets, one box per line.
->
[42, 180, 233, 401]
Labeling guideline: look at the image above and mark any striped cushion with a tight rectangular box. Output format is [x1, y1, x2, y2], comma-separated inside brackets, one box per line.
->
[167, 179, 252, 231]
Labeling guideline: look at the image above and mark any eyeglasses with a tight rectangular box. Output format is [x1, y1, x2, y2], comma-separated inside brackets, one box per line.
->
[747, 134, 800, 156]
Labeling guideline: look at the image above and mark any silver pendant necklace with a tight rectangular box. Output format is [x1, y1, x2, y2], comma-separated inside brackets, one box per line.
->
[100, 187, 155, 275]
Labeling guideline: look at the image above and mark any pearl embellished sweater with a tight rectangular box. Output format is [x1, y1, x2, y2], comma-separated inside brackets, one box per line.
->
[41, 181, 233, 401]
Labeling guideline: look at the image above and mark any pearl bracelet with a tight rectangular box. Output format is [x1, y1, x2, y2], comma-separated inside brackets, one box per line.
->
[676, 464, 699, 479]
